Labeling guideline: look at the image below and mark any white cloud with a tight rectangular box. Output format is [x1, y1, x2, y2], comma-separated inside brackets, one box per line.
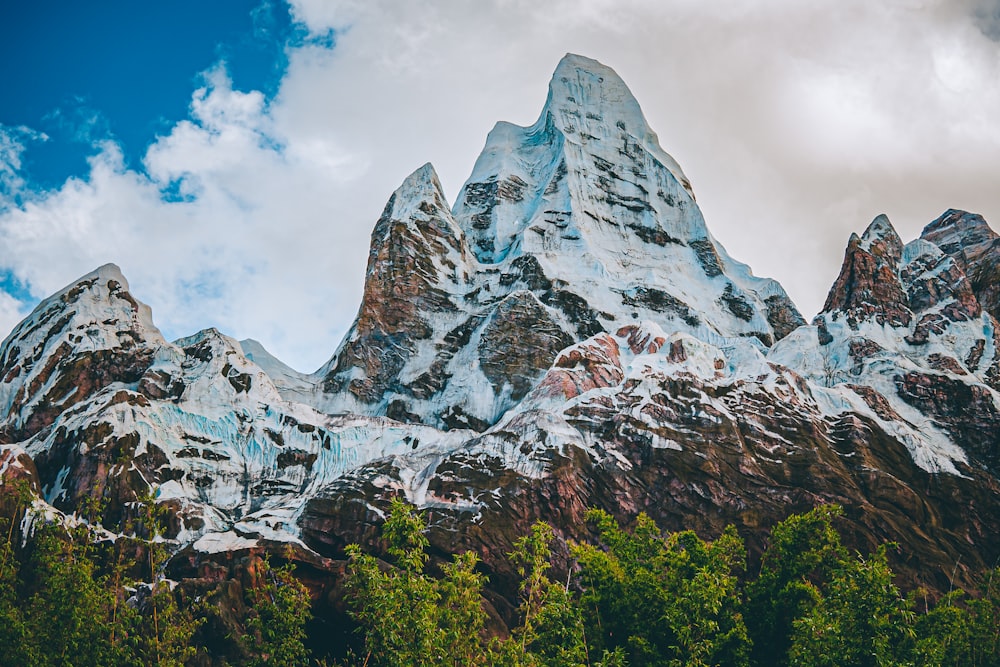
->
[0, 125, 47, 199]
[2, 0, 1000, 370]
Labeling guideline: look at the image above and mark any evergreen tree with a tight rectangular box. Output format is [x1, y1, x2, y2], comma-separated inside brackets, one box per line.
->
[23, 524, 125, 667]
[501, 522, 588, 667]
[345, 497, 487, 667]
[0, 480, 35, 667]
[787, 544, 916, 667]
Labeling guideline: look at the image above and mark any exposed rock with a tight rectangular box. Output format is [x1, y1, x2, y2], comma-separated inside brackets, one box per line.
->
[895, 371, 1000, 475]
[320, 164, 469, 407]
[900, 239, 980, 321]
[478, 292, 574, 402]
[821, 216, 912, 328]
[922, 209, 1000, 321]
[765, 294, 807, 341]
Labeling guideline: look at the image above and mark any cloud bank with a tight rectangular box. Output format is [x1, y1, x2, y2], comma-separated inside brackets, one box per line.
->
[2, 0, 999, 371]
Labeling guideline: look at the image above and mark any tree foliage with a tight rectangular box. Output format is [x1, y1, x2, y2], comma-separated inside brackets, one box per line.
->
[1, 486, 1000, 667]
[572, 509, 749, 667]
[744, 504, 847, 666]
[243, 551, 313, 667]
[345, 498, 489, 666]
[0, 483, 309, 667]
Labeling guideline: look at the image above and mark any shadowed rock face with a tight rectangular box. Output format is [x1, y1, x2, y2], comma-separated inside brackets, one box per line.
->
[478, 292, 575, 402]
[764, 294, 806, 341]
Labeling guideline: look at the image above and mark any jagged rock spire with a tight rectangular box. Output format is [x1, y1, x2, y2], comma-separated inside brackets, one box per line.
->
[820, 214, 912, 328]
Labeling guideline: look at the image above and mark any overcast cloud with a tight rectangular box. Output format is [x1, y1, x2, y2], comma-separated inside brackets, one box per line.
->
[1, 0, 999, 371]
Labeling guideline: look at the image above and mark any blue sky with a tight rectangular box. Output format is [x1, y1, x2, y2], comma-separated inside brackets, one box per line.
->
[2, 1, 1000, 371]
[1, 1, 299, 192]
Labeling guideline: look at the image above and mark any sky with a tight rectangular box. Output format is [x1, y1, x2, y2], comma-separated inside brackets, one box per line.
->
[2, 0, 1000, 372]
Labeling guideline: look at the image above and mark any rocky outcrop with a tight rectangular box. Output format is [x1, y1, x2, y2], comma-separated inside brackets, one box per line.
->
[922, 209, 1000, 322]
[772, 213, 1000, 480]
[318, 165, 471, 410]
[821, 215, 912, 329]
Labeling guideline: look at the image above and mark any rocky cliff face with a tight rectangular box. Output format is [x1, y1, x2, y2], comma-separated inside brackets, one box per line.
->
[300, 322, 1000, 597]
[1, 54, 999, 615]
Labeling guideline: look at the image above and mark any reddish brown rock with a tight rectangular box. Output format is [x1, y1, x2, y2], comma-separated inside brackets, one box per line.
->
[479, 292, 574, 402]
[822, 216, 913, 328]
[321, 165, 469, 406]
[894, 371, 1000, 475]
[299, 365, 1000, 608]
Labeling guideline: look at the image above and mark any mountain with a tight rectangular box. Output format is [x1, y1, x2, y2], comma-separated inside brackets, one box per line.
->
[302, 54, 804, 431]
[1, 54, 999, 635]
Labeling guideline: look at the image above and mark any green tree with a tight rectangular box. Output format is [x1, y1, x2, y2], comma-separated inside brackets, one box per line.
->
[498, 521, 588, 667]
[910, 589, 972, 666]
[123, 489, 202, 667]
[963, 568, 1000, 666]
[243, 553, 313, 667]
[572, 509, 749, 667]
[744, 504, 847, 667]
[345, 498, 487, 667]
[0, 479, 35, 667]
[787, 544, 915, 667]
[23, 524, 126, 667]
[911, 568, 1000, 667]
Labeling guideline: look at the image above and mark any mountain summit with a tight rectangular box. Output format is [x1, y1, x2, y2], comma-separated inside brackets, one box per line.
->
[309, 53, 804, 430]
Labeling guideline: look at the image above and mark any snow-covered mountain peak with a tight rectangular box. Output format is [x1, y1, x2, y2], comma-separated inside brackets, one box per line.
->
[300, 54, 804, 431]
[920, 209, 1000, 323]
[3, 262, 163, 350]
[819, 214, 910, 328]
[383, 162, 453, 223]
[546, 53, 693, 199]
[454, 54, 701, 266]
[923, 209, 995, 245]
[0, 264, 168, 441]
